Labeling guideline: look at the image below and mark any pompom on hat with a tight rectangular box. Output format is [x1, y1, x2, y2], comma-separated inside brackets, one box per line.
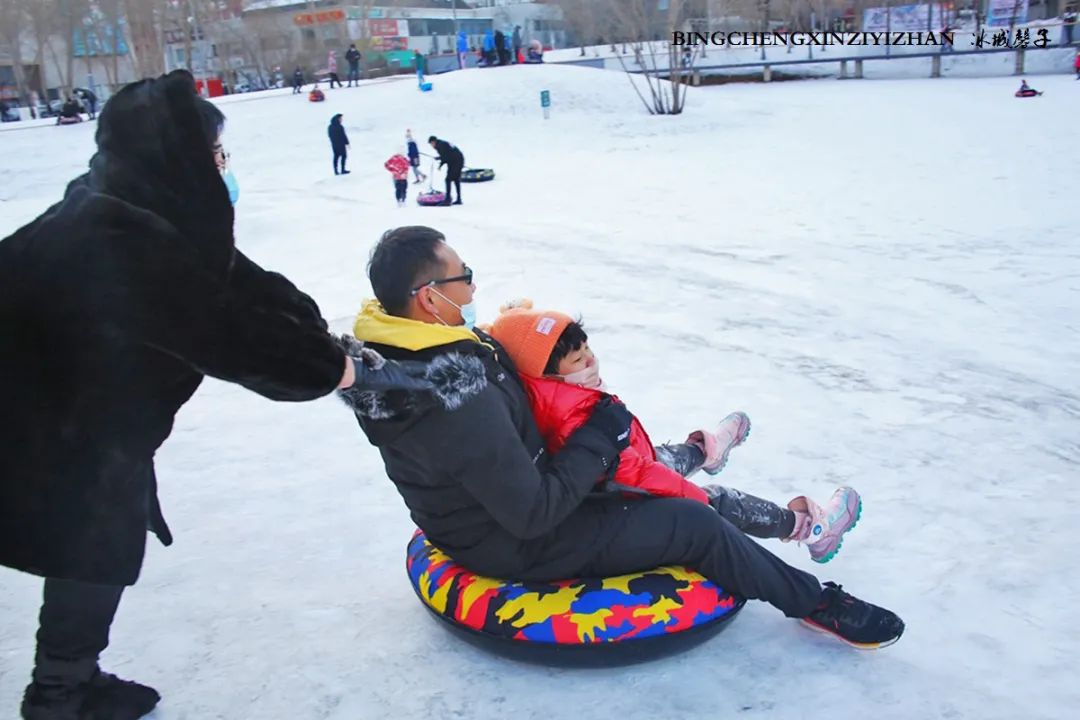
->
[487, 299, 574, 378]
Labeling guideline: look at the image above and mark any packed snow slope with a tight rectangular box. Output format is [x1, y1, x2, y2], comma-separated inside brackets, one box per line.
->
[1, 63, 1077, 720]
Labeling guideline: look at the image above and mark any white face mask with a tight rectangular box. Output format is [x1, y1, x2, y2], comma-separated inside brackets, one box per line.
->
[560, 358, 604, 391]
[429, 287, 476, 330]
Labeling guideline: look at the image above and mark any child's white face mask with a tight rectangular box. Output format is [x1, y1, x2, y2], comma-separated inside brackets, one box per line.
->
[560, 359, 604, 391]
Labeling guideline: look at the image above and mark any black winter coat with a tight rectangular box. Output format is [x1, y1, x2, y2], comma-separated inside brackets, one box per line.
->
[345, 47, 361, 67]
[0, 70, 345, 586]
[432, 139, 464, 170]
[328, 114, 348, 150]
[340, 332, 630, 580]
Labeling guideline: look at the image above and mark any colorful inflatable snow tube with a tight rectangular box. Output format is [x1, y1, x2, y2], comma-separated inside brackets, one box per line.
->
[1015, 89, 1040, 97]
[417, 190, 447, 206]
[406, 531, 745, 667]
[57, 116, 83, 125]
[461, 168, 495, 183]
[308, 90, 325, 102]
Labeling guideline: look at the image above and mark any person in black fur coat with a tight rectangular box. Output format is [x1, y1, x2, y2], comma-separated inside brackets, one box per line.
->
[0, 70, 428, 720]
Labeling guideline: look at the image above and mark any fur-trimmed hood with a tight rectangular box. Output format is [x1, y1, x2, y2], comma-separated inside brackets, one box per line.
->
[339, 347, 487, 418]
[336, 335, 490, 444]
[338, 303, 500, 444]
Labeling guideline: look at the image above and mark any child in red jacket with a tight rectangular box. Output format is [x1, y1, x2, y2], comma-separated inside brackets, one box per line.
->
[488, 302, 862, 564]
[384, 151, 411, 207]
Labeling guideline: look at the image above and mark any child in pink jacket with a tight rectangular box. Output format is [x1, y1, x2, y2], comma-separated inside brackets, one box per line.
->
[384, 151, 411, 207]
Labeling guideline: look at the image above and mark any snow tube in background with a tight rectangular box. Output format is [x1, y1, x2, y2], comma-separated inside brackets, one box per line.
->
[417, 190, 447, 206]
[405, 530, 745, 667]
[309, 90, 326, 102]
[461, 168, 495, 183]
[57, 116, 83, 125]
[1015, 89, 1041, 97]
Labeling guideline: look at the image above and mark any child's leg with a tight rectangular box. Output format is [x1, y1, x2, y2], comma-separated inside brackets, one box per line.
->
[656, 412, 752, 479]
[654, 442, 705, 477]
[689, 411, 751, 476]
[655, 439, 797, 540]
[700, 485, 797, 540]
[786, 488, 862, 564]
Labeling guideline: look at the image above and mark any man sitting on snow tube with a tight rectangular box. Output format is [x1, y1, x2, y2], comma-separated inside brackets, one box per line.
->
[337, 226, 906, 651]
[56, 97, 84, 125]
[1015, 79, 1041, 97]
[309, 86, 326, 102]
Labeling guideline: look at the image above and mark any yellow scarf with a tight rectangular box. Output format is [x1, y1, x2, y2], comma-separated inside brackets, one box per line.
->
[352, 299, 481, 351]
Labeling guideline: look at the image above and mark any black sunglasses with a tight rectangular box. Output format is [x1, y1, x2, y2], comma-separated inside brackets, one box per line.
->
[410, 265, 474, 296]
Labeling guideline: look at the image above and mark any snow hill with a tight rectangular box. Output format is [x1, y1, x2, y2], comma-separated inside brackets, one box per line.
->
[1, 62, 1077, 720]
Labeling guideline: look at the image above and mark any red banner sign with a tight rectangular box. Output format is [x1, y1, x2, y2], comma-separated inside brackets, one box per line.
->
[368, 19, 400, 36]
[293, 9, 345, 26]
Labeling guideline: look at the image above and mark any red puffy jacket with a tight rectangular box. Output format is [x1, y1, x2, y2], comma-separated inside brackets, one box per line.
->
[520, 375, 709, 505]
[384, 154, 411, 180]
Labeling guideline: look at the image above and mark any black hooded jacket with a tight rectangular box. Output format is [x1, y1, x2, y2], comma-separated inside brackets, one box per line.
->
[328, 114, 348, 150]
[0, 71, 345, 586]
[431, 139, 464, 170]
[340, 323, 630, 580]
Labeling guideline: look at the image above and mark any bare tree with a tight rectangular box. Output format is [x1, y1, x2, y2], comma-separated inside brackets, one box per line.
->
[611, 0, 697, 115]
[0, 0, 31, 107]
[78, 0, 127, 90]
[24, 0, 60, 101]
[122, 0, 166, 78]
[554, 0, 611, 57]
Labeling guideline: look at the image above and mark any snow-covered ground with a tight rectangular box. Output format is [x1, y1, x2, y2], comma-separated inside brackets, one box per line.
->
[1, 64, 1078, 719]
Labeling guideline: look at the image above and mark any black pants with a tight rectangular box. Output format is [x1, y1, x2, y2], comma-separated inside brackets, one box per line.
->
[394, 179, 407, 202]
[347, 66, 359, 85]
[293, 82, 302, 94]
[333, 148, 347, 174]
[444, 164, 462, 202]
[328, 72, 342, 88]
[527, 498, 822, 618]
[32, 578, 124, 689]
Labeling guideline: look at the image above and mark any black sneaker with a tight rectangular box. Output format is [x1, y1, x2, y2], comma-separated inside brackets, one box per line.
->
[801, 582, 905, 649]
[452, 199, 462, 205]
[83, 671, 160, 719]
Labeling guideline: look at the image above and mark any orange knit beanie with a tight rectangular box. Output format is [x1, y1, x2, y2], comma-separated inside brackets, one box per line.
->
[489, 303, 574, 378]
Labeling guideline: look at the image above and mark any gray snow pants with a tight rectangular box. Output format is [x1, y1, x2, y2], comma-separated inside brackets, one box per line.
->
[654, 442, 797, 539]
